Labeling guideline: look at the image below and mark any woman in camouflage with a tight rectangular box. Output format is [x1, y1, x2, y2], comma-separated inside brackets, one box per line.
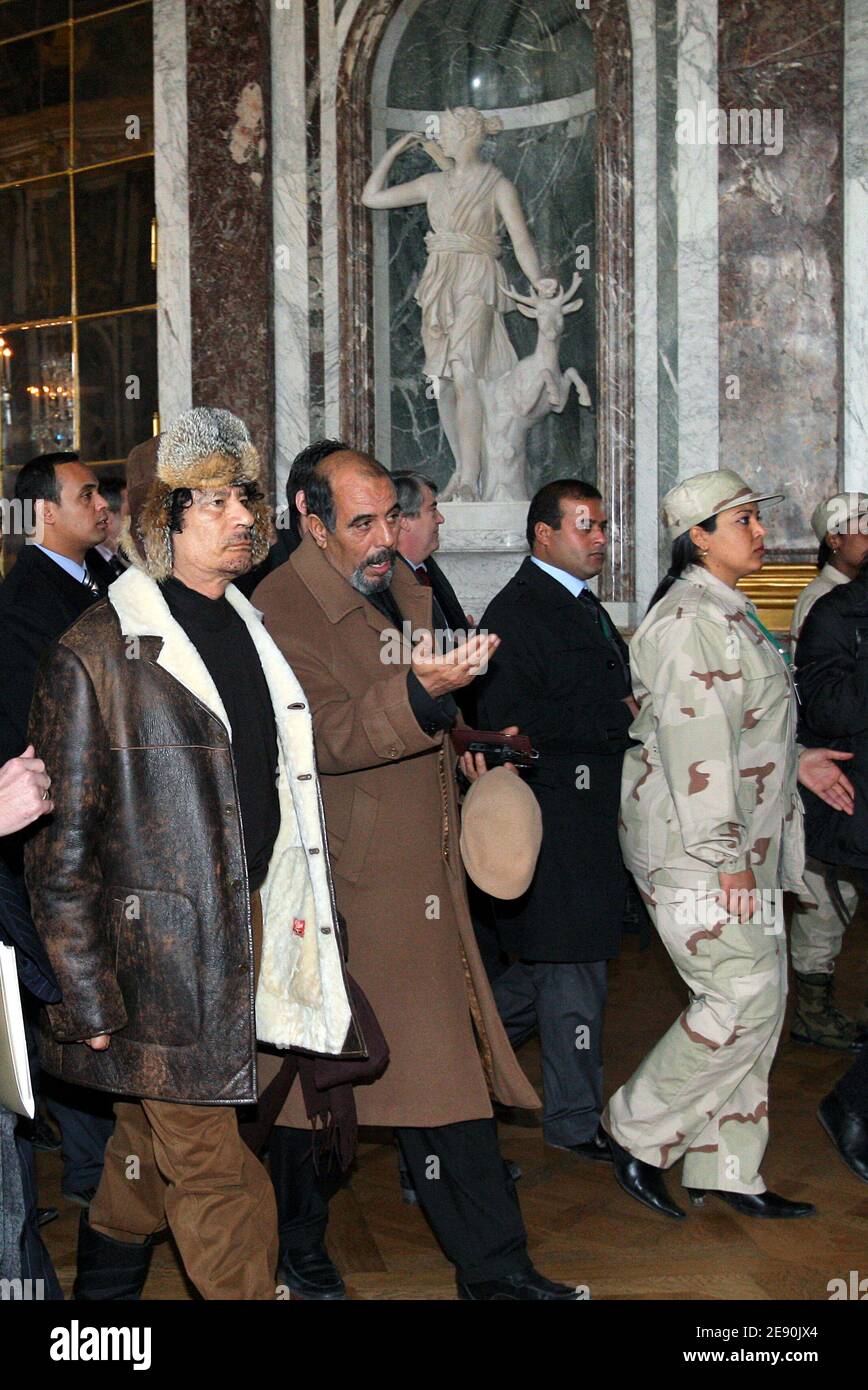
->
[603, 469, 854, 1220]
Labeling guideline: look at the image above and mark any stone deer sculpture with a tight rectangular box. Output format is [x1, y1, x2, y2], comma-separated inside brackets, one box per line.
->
[479, 273, 591, 502]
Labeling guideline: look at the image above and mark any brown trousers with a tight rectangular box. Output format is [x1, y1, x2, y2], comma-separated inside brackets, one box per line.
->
[89, 894, 279, 1300]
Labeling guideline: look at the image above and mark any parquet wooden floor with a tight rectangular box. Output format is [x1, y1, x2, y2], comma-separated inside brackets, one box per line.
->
[38, 912, 868, 1301]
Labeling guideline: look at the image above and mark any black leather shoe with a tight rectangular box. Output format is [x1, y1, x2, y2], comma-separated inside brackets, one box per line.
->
[279, 1244, 347, 1300]
[74, 1212, 153, 1300]
[457, 1266, 586, 1300]
[818, 1092, 868, 1185]
[604, 1130, 686, 1219]
[686, 1188, 816, 1218]
[553, 1127, 614, 1164]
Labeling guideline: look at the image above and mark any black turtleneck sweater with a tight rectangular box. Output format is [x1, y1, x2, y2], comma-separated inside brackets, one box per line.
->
[161, 577, 280, 892]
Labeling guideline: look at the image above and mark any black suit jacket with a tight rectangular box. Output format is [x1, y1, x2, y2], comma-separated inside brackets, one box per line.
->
[796, 567, 868, 871]
[425, 555, 469, 635]
[0, 545, 99, 768]
[475, 557, 634, 962]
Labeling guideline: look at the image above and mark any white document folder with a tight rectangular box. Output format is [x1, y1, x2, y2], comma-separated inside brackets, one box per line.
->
[0, 942, 35, 1119]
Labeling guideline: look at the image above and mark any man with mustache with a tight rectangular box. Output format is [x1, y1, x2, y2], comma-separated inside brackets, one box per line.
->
[475, 481, 635, 1166]
[26, 409, 357, 1299]
[254, 449, 583, 1300]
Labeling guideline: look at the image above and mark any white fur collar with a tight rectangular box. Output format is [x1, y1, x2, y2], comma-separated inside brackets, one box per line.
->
[106, 566, 268, 739]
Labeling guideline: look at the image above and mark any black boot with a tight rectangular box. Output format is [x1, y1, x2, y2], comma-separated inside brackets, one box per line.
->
[818, 1092, 868, 1184]
[604, 1129, 686, 1220]
[73, 1213, 153, 1300]
[686, 1188, 816, 1219]
[269, 1125, 346, 1301]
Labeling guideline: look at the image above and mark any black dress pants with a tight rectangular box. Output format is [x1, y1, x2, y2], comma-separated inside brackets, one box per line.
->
[493, 959, 608, 1147]
[271, 1117, 529, 1284]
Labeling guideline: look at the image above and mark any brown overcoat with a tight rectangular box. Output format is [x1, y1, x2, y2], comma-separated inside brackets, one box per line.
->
[254, 537, 539, 1126]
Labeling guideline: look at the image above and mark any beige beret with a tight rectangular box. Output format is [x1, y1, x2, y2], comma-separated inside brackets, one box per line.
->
[459, 767, 543, 900]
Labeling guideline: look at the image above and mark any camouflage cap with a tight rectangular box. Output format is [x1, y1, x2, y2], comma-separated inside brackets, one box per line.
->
[661, 469, 784, 543]
[810, 492, 868, 541]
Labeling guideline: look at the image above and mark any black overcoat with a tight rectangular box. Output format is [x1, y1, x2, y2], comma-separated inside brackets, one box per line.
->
[796, 567, 868, 871]
[476, 557, 634, 962]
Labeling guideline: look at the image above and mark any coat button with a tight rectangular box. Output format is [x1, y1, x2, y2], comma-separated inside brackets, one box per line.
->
[297, 773, 312, 781]
[308, 847, 320, 855]
[224, 803, 233, 815]
[388, 747, 400, 758]
[606, 659, 617, 670]
[320, 926, 332, 935]
[287, 702, 306, 710]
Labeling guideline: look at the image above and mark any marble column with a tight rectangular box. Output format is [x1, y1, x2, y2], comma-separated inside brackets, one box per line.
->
[589, 1, 636, 606]
[185, 0, 275, 490]
[845, 0, 868, 492]
[153, 0, 192, 430]
[718, 0, 843, 556]
[655, 0, 680, 541]
[676, 0, 719, 481]
[271, 0, 311, 504]
[630, 0, 660, 615]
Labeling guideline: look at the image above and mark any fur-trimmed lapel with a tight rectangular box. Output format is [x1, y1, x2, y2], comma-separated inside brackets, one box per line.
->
[106, 566, 233, 736]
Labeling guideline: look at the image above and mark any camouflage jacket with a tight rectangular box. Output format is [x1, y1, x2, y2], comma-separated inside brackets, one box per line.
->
[621, 565, 805, 893]
[789, 562, 849, 646]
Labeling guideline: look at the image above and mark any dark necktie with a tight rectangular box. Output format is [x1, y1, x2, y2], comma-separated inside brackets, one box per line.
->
[415, 563, 432, 588]
[82, 566, 103, 598]
[579, 588, 629, 684]
[108, 555, 126, 579]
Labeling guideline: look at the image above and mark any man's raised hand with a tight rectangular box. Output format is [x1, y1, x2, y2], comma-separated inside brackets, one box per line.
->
[412, 629, 501, 697]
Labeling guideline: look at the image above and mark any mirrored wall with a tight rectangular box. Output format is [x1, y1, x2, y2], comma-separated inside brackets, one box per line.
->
[0, 0, 157, 560]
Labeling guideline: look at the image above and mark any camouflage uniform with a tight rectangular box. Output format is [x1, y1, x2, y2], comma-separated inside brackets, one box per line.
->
[789, 566, 859, 978]
[605, 564, 805, 1194]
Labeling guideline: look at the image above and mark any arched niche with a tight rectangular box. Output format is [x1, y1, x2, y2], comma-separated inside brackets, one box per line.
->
[335, 0, 635, 600]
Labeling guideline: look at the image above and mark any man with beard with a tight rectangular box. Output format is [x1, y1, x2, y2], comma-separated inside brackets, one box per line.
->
[253, 449, 583, 1300]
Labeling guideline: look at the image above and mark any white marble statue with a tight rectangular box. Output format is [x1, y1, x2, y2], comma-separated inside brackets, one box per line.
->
[478, 274, 591, 501]
[361, 106, 558, 502]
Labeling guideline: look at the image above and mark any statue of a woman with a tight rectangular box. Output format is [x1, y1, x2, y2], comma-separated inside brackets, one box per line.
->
[362, 107, 556, 501]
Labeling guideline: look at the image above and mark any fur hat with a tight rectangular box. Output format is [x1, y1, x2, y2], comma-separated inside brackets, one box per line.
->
[120, 407, 272, 580]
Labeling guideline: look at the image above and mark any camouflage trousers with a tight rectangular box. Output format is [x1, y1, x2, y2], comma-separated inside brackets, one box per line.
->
[606, 881, 787, 1194]
[790, 857, 859, 975]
